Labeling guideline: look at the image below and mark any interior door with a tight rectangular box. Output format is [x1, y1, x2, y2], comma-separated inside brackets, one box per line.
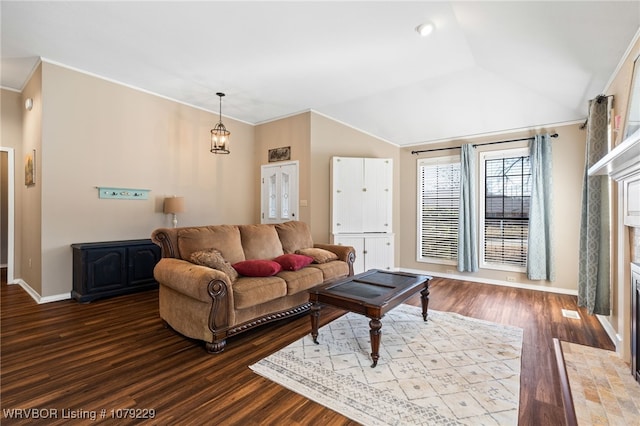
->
[261, 161, 299, 224]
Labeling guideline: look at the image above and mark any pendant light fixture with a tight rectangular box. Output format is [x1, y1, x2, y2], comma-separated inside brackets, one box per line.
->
[210, 92, 230, 154]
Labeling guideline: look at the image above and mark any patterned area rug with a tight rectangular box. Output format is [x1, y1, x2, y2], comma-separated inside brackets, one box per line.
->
[250, 305, 523, 425]
[560, 341, 640, 425]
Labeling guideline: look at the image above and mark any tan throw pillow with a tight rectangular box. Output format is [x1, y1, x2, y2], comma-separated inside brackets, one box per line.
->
[275, 221, 314, 253]
[177, 225, 245, 264]
[296, 248, 338, 264]
[190, 248, 239, 282]
[238, 224, 285, 260]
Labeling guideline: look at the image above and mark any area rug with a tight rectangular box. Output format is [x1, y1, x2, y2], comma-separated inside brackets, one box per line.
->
[560, 341, 640, 425]
[250, 305, 523, 425]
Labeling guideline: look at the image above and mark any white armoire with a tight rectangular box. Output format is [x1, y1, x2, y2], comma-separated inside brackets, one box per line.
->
[331, 157, 393, 273]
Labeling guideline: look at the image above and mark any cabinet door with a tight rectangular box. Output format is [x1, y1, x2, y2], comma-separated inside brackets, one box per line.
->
[332, 157, 364, 233]
[363, 235, 394, 271]
[333, 235, 365, 274]
[363, 158, 392, 232]
[85, 247, 128, 292]
[128, 244, 161, 287]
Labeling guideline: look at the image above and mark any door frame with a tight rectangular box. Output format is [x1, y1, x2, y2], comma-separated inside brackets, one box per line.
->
[1, 147, 15, 283]
[260, 160, 299, 224]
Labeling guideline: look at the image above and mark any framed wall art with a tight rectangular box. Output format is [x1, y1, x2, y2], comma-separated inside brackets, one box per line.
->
[25, 149, 35, 187]
[623, 53, 640, 141]
[268, 146, 291, 162]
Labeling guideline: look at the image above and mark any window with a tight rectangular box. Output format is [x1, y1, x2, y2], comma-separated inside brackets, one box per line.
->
[417, 156, 460, 263]
[480, 148, 530, 271]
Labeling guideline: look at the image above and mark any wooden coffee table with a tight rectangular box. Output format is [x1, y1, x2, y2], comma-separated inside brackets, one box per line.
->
[308, 269, 432, 367]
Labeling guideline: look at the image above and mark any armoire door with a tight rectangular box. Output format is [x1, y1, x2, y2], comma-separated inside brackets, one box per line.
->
[331, 157, 364, 233]
[332, 235, 365, 274]
[362, 158, 392, 233]
[261, 161, 299, 224]
[332, 157, 392, 234]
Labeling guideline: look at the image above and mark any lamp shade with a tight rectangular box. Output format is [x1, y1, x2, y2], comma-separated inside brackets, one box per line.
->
[163, 196, 185, 214]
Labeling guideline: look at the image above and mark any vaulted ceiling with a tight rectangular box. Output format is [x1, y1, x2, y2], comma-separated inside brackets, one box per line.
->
[2, 1, 639, 146]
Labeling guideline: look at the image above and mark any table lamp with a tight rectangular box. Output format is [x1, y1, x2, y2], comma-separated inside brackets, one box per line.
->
[163, 196, 185, 228]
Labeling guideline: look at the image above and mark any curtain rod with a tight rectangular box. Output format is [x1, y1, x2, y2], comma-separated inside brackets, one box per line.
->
[410, 133, 559, 155]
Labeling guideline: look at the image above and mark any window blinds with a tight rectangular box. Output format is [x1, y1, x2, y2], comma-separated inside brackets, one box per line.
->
[418, 157, 460, 261]
[483, 155, 531, 268]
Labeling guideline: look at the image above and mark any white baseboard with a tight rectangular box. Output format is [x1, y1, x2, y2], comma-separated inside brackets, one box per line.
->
[398, 267, 578, 295]
[596, 314, 622, 353]
[9, 279, 71, 304]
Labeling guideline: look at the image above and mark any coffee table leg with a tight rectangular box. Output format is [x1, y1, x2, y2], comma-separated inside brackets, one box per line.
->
[310, 302, 321, 344]
[421, 280, 430, 321]
[369, 318, 382, 368]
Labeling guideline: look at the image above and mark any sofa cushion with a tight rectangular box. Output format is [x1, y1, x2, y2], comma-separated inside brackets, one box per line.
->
[239, 224, 284, 260]
[308, 260, 350, 282]
[296, 247, 338, 264]
[190, 248, 239, 282]
[233, 276, 287, 309]
[277, 267, 324, 295]
[232, 259, 282, 277]
[177, 225, 245, 264]
[273, 254, 314, 271]
[275, 221, 314, 253]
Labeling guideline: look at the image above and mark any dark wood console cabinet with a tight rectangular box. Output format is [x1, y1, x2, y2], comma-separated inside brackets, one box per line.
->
[71, 239, 160, 302]
[632, 262, 640, 383]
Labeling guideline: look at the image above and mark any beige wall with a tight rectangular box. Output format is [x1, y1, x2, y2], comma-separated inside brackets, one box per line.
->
[309, 112, 400, 245]
[609, 37, 640, 149]
[255, 112, 311, 224]
[24, 62, 256, 297]
[255, 111, 399, 246]
[3, 33, 637, 312]
[399, 123, 586, 293]
[21, 66, 43, 295]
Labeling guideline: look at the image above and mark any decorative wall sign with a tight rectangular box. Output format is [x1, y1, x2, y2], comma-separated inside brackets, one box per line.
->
[25, 149, 35, 187]
[97, 187, 151, 200]
[268, 146, 291, 162]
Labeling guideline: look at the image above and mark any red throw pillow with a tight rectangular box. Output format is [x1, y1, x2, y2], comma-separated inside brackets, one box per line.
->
[273, 254, 314, 271]
[232, 259, 282, 277]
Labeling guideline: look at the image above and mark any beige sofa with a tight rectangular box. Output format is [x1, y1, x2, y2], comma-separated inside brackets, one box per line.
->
[151, 221, 355, 353]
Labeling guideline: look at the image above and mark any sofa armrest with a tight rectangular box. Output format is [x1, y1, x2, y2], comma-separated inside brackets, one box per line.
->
[314, 243, 356, 276]
[153, 258, 233, 303]
[151, 227, 179, 258]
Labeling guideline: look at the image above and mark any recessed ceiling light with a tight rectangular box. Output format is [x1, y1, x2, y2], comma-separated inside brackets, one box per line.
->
[415, 21, 435, 37]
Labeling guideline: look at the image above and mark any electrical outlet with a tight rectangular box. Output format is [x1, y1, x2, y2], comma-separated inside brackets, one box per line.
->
[28, 258, 32, 268]
[506, 276, 516, 282]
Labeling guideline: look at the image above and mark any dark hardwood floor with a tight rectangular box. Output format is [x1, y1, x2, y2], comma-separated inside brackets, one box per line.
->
[1, 270, 614, 425]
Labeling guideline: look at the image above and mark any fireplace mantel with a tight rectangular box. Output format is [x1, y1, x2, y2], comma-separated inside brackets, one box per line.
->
[589, 128, 640, 181]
